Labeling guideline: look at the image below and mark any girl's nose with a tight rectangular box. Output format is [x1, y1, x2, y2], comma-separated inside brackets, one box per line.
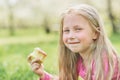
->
[68, 31, 75, 39]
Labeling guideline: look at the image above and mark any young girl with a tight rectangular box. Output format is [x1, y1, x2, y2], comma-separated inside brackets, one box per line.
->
[30, 4, 120, 80]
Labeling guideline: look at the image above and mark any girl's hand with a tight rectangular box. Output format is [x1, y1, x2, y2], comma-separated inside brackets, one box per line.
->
[30, 58, 45, 78]
[30, 58, 59, 80]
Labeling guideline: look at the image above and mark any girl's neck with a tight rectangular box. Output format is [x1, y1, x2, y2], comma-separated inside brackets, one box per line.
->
[79, 47, 93, 66]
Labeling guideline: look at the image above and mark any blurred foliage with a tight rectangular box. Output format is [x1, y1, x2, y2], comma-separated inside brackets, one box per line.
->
[0, 0, 120, 35]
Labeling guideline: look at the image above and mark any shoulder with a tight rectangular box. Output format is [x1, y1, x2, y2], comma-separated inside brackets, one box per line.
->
[102, 51, 120, 79]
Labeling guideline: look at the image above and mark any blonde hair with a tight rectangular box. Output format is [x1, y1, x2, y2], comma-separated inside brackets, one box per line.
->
[59, 4, 120, 80]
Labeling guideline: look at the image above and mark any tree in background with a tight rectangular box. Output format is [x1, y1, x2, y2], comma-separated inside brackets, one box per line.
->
[5, 0, 15, 36]
[107, 0, 120, 34]
[43, 15, 51, 34]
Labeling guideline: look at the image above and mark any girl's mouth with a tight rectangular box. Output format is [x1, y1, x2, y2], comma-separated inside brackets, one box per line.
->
[68, 42, 80, 44]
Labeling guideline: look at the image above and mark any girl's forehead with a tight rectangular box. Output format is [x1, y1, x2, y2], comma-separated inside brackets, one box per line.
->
[63, 12, 89, 22]
[63, 13, 89, 25]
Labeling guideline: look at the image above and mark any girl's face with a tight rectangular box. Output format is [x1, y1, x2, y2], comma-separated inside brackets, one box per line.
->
[62, 13, 97, 53]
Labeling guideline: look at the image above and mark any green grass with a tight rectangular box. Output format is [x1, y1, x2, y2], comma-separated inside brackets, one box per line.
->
[0, 27, 45, 38]
[0, 28, 59, 80]
[0, 42, 59, 80]
[0, 28, 120, 80]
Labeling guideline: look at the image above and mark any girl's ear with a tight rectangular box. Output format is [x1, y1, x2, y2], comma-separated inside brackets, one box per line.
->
[93, 31, 98, 40]
[92, 27, 100, 40]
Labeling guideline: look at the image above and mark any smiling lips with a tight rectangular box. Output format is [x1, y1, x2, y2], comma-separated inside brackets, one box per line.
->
[68, 42, 80, 44]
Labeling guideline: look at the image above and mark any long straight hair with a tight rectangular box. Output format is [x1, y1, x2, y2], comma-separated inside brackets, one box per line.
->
[59, 4, 120, 80]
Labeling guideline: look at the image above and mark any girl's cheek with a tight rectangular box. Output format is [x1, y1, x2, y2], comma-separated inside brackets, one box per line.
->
[77, 33, 88, 41]
[63, 35, 68, 43]
[77, 33, 84, 38]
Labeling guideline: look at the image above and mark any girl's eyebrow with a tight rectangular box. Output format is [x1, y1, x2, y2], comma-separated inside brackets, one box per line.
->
[73, 25, 81, 28]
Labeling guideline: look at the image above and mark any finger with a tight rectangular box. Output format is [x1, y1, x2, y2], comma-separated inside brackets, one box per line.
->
[31, 63, 40, 71]
[40, 64, 44, 69]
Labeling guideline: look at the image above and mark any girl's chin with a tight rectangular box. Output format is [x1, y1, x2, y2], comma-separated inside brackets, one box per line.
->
[69, 48, 80, 53]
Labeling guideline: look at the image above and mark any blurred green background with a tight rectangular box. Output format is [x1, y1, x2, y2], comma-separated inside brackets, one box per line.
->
[0, 0, 120, 80]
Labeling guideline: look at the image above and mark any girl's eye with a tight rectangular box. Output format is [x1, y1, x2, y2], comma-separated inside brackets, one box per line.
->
[63, 30, 69, 33]
[75, 28, 82, 31]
